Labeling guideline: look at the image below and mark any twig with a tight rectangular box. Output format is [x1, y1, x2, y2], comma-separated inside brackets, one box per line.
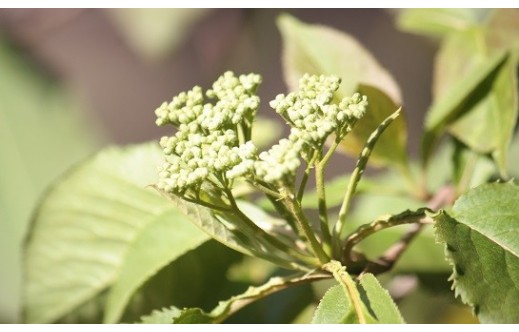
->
[363, 185, 455, 275]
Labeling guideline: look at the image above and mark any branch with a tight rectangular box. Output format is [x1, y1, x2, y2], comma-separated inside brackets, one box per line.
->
[363, 185, 455, 275]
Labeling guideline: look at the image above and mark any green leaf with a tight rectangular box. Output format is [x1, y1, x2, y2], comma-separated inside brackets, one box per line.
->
[104, 209, 209, 323]
[277, 14, 407, 168]
[0, 39, 101, 322]
[168, 195, 302, 270]
[140, 306, 212, 324]
[448, 56, 518, 176]
[312, 284, 357, 323]
[357, 273, 405, 324]
[339, 85, 408, 168]
[106, 9, 209, 61]
[312, 273, 404, 324]
[434, 182, 519, 323]
[302, 173, 407, 209]
[432, 27, 518, 176]
[397, 9, 485, 38]
[23, 143, 209, 323]
[422, 46, 508, 166]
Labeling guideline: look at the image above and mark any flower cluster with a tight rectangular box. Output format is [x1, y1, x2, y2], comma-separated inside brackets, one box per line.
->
[155, 71, 368, 192]
[255, 74, 368, 182]
[155, 71, 261, 193]
[270, 74, 368, 146]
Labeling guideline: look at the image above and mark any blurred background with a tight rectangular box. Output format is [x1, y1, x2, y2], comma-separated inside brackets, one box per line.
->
[0, 8, 440, 323]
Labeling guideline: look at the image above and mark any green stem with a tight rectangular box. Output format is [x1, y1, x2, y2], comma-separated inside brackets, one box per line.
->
[297, 169, 310, 202]
[282, 186, 330, 265]
[320, 139, 340, 168]
[252, 182, 284, 199]
[210, 272, 330, 323]
[333, 109, 402, 256]
[342, 208, 432, 263]
[224, 188, 318, 267]
[315, 154, 332, 256]
[323, 261, 366, 324]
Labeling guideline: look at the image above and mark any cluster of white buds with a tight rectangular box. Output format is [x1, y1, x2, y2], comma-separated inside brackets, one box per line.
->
[270, 74, 368, 147]
[155, 71, 261, 193]
[155, 72, 369, 191]
[253, 74, 368, 183]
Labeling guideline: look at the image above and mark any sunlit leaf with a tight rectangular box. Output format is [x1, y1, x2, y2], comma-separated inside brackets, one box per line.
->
[24, 143, 209, 323]
[434, 182, 519, 323]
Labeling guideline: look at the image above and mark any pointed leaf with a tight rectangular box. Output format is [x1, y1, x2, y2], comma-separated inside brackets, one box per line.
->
[312, 284, 357, 324]
[422, 47, 508, 165]
[24, 143, 209, 323]
[434, 182, 519, 323]
[430, 27, 518, 176]
[278, 15, 407, 168]
[358, 273, 405, 324]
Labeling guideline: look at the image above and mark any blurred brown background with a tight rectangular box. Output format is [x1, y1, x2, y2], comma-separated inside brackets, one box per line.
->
[0, 8, 437, 323]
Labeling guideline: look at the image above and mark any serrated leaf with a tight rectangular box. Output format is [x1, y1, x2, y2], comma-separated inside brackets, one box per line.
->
[358, 273, 405, 324]
[434, 182, 519, 323]
[23, 143, 209, 323]
[140, 306, 212, 324]
[397, 9, 485, 38]
[277, 14, 407, 168]
[312, 284, 357, 323]
[312, 273, 403, 324]
[0, 39, 101, 322]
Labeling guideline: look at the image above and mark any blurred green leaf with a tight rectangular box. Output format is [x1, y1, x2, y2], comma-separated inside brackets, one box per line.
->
[0, 39, 100, 322]
[302, 173, 409, 210]
[24, 143, 209, 323]
[277, 14, 407, 168]
[106, 9, 209, 61]
[397, 9, 485, 38]
[449, 56, 518, 176]
[433, 27, 518, 176]
[251, 116, 283, 149]
[341, 85, 408, 168]
[508, 134, 519, 176]
[422, 46, 508, 166]
[434, 182, 519, 323]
